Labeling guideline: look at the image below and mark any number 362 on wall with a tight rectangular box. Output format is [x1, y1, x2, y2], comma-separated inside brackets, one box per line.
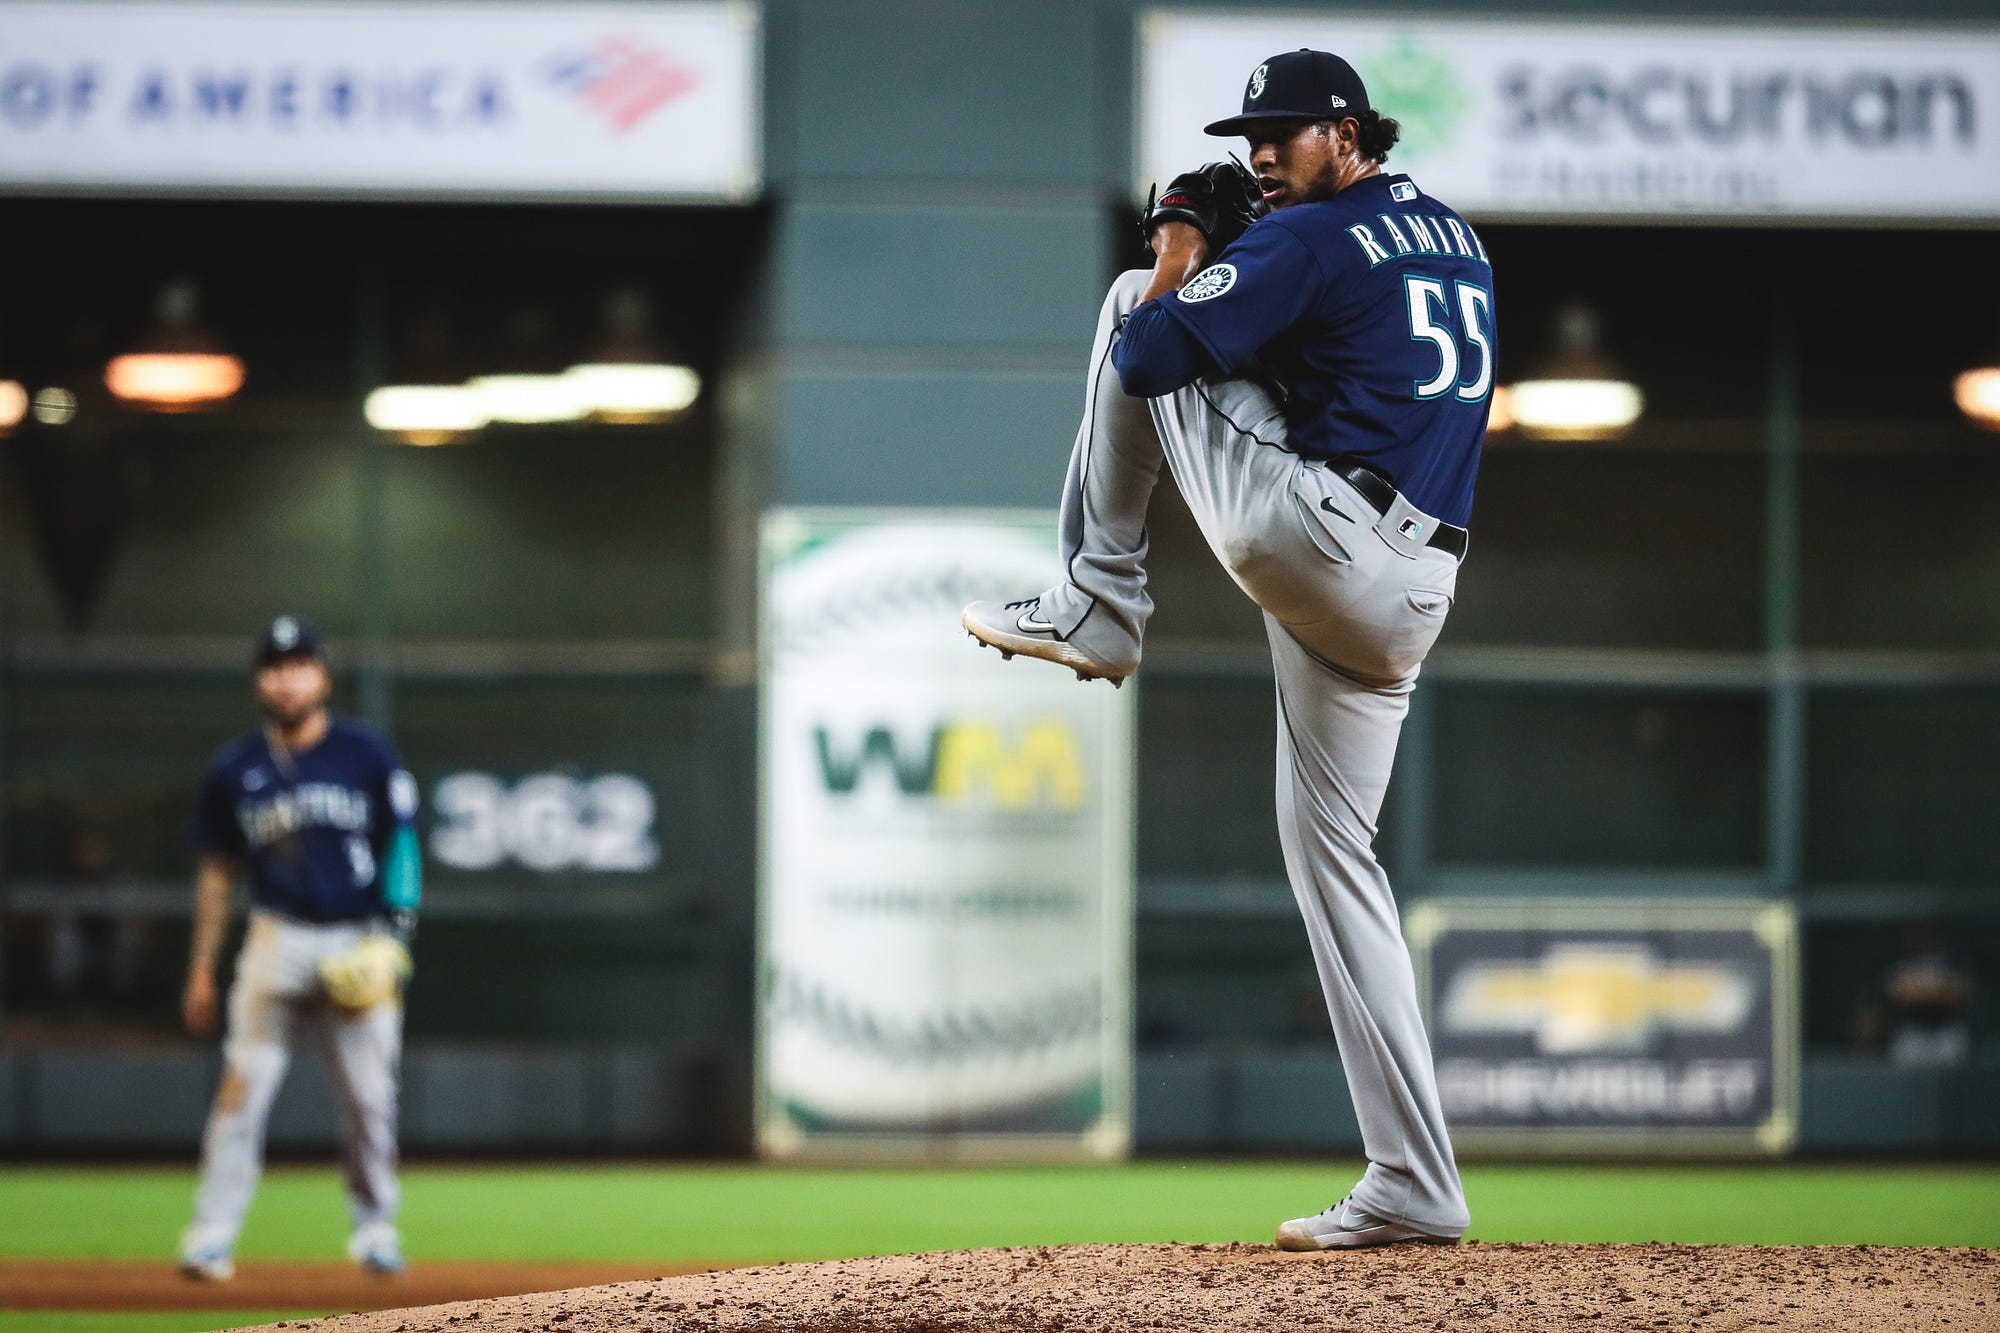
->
[428, 771, 660, 873]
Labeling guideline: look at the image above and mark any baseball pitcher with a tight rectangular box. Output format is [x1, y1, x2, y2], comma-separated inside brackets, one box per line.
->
[964, 49, 1493, 1247]
[178, 616, 421, 1280]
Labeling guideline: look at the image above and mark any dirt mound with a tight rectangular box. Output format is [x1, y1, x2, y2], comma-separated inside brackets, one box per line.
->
[225, 1241, 1997, 1332]
[0, 1259, 730, 1313]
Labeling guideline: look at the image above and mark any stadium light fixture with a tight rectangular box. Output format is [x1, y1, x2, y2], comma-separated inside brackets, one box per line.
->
[103, 279, 245, 412]
[1955, 365, 2000, 432]
[31, 387, 78, 426]
[564, 288, 700, 424]
[466, 373, 587, 425]
[0, 381, 25, 435]
[364, 384, 489, 446]
[1508, 303, 1644, 441]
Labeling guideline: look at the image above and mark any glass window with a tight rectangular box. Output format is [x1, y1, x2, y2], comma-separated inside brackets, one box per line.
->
[1799, 446, 2000, 652]
[1450, 447, 1766, 651]
[1137, 678, 1287, 885]
[1433, 685, 1767, 868]
[1805, 686, 2000, 888]
[2, 670, 320, 880]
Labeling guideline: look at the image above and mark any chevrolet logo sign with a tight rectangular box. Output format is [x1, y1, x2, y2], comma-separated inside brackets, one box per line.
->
[1440, 946, 1754, 1054]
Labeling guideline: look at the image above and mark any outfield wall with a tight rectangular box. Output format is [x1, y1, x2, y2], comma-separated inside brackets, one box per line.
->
[1, 1046, 1995, 1157]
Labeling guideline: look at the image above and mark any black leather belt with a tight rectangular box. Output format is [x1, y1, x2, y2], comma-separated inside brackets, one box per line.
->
[1330, 460, 1469, 560]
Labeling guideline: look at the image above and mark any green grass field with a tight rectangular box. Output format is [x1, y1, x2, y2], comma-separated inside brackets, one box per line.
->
[5, 1161, 1997, 1333]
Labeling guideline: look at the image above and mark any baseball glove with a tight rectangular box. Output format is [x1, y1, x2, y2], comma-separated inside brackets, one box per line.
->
[1139, 157, 1268, 257]
[319, 936, 412, 1012]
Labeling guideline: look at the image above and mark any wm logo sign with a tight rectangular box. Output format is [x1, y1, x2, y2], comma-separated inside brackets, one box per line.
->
[814, 722, 1087, 811]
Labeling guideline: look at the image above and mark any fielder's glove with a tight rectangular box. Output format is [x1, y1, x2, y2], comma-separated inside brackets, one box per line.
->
[1139, 157, 1268, 258]
[319, 936, 412, 1012]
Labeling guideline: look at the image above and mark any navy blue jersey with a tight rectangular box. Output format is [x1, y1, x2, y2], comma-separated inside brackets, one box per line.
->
[1117, 172, 1496, 528]
[193, 715, 417, 923]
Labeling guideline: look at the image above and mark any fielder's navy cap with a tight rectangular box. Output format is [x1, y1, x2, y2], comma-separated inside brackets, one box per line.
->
[253, 615, 324, 667]
[1204, 49, 1371, 136]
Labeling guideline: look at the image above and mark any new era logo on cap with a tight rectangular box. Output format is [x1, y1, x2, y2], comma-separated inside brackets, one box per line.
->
[1330, 95, 1347, 108]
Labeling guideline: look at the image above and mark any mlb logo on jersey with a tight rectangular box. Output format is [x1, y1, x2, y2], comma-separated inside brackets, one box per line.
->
[1391, 181, 1418, 203]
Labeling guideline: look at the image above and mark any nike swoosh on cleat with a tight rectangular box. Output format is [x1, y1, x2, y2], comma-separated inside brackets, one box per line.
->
[1320, 497, 1354, 522]
[1016, 610, 1056, 632]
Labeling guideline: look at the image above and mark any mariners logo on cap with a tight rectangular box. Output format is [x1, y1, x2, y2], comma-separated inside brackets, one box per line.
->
[272, 616, 300, 649]
[1248, 63, 1268, 100]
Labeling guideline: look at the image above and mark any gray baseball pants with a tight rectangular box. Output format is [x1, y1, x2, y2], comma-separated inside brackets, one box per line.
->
[1040, 269, 1470, 1235]
[185, 911, 402, 1252]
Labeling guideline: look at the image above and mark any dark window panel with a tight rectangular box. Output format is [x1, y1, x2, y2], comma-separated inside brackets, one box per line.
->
[1805, 687, 2000, 887]
[1799, 449, 2000, 652]
[1449, 447, 1766, 650]
[1802, 922, 1998, 1058]
[1, 671, 343, 880]
[1433, 685, 1767, 868]
[1136, 678, 1286, 883]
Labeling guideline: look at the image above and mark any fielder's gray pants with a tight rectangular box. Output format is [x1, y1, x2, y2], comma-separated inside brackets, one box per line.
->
[185, 911, 402, 1251]
[1042, 270, 1469, 1235]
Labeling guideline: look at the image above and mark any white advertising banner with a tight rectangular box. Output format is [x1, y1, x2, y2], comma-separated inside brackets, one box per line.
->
[1140, 13, 2000, 222]
[757, 510, 1134, 1159]
[0, 1, 758, 199]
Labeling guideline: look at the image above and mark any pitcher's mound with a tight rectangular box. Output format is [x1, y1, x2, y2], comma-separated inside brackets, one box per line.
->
[230, 1241, 1997, 1332]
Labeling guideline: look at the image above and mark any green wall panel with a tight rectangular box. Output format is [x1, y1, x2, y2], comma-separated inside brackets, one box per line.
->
[771, 368, 1083, 506]
[774, 202, 1106, 349]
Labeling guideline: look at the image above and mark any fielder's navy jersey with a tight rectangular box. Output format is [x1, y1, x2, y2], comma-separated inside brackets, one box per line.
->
[1118, 173, 1496, 528]
[193, 716, 417, 923]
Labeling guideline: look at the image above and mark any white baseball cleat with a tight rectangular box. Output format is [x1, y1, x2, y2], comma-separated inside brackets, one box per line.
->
[347, 1221, 408, 1276]
[177, 1245, 236, 1282]
[1274, 1198, 1461, 1251]
[961, 597, 1128, 686]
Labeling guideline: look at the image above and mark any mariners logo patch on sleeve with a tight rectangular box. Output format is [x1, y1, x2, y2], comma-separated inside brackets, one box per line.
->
[1177, 264, 1237, 303]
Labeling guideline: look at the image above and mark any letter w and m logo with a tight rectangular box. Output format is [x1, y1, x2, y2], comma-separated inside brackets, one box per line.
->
[814, 721, 1086, 811]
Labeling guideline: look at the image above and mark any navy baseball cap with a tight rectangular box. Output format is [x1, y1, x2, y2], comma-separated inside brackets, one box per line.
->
[253, 615, 324, 667]
[1204, 49, 1372, 136]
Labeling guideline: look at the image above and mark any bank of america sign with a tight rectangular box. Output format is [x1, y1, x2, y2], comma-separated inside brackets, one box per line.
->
[0, 1, 759, 201]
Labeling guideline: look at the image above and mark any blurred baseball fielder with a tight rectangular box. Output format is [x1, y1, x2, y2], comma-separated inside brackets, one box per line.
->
[178, 616, 421, 1280]
[964, 49, 1495, 1248]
